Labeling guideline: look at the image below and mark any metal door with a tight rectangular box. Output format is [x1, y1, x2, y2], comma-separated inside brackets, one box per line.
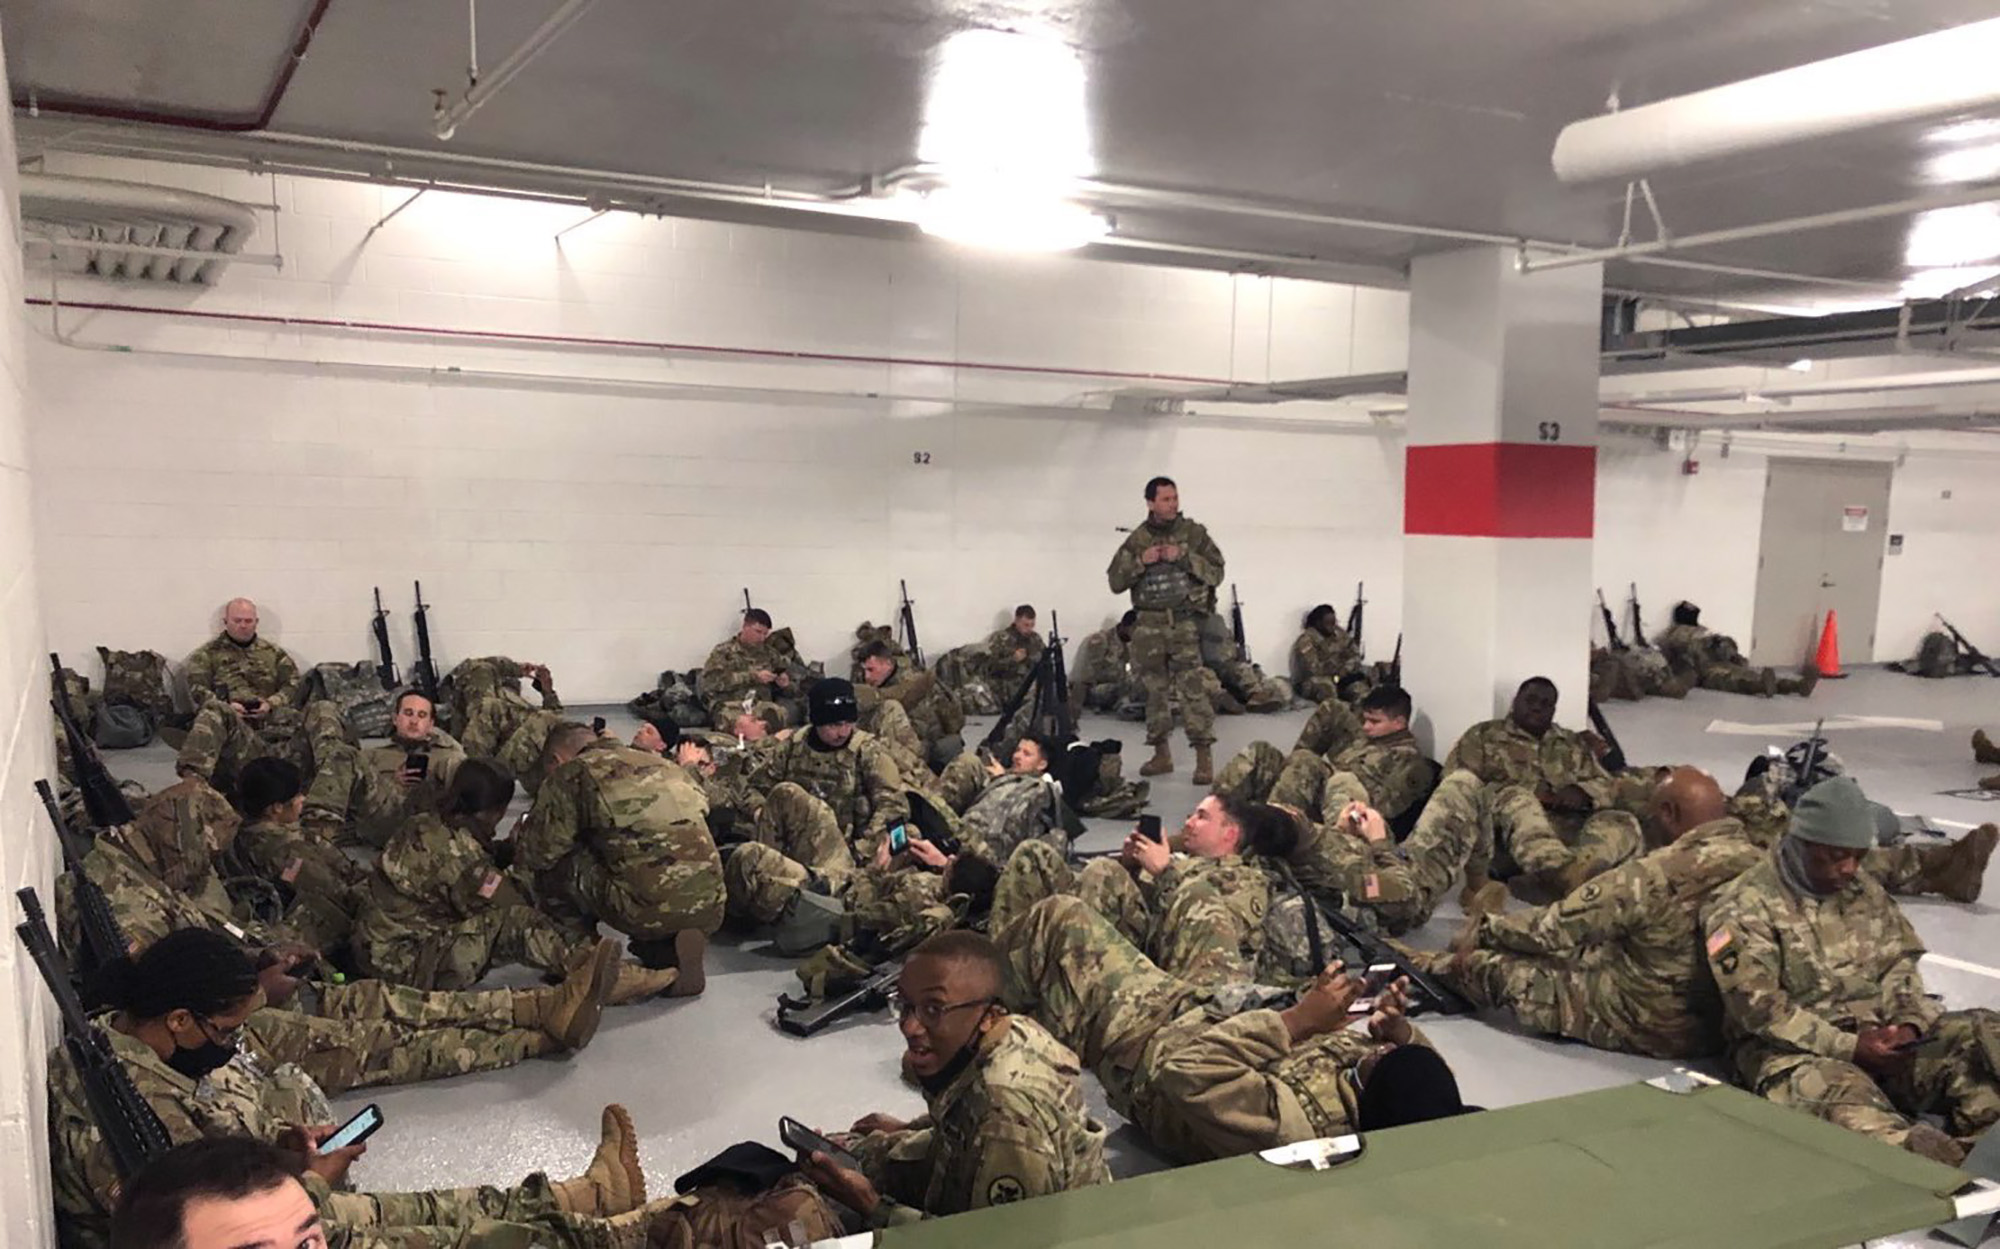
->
[1749, 459, 1893, 665]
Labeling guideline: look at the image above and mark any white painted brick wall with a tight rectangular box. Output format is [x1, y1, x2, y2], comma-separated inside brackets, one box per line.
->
[0, 61, 59, 1248]
[22, 153, 2000, 703]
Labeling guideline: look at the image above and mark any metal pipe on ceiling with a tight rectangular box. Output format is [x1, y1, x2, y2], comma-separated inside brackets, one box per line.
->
[1610, 364, 2000, 406]
[1552, 16, 2000, 184]
[433, 0, 602, 140]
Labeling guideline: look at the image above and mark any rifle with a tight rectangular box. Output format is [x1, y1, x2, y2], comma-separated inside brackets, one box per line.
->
[981, 611, 1074, 748]
[371, 587, 399, 690]
[1586, 700, 1629, 774]
[775, 959, 899, 1037]
[411, 582, 440, 703]
[37, 780, 132, 976]
[1346, 583, 1366, 657]
[16, 887, 173, 1180]
[898, 580, 924, 669]
[742, 587, 754, 616]
[1317, 904, 1470, 1018]
[51, 654, 136, 829]
[1597, 589, 1628, 652]
[1629, 583, 1654, 651]
[1386, 632, 1403, 688]
[1937, 614, 2000, 678]
[1228, 584, 1251, 664]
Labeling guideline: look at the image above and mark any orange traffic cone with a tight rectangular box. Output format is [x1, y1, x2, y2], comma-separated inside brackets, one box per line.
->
[1812, 610, 1845, 679]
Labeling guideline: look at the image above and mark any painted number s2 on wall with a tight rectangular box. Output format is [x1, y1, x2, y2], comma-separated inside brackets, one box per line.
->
[1537, 422, 1562, 442]
[912, 451, 932, 465]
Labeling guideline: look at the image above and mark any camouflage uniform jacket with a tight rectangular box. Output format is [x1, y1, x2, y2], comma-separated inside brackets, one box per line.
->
[50, 1025, 330, 1249]
[1145, 854, 1271, 982]
[1326, 728, 1430, 822]
[1106, 515, 1224, 613]
[1073, 626, 1132, 687]
[346, 730, 468, 844]
[74, 837, 278, 953]
[857, 664, 964, 742]
[1703, 853, 1940, 1087]
[357, 813, 514, 947]
[1143, 1010, 1432, 1163]
[182, 634, 302, 710]
[1476, 817, 1764, 1056]
[699, 635, 789, 713]
[1443, 718, 1614, 807]
[857, 1015, 1108, 1222]
[516, 740, 725, 916]
[751, 729, 910, 853]
[1289, 626, 1357, 688]
[442, 656, 560, 741]
[980, 627, 1047, 692]
[1656, 623, 1743, 674]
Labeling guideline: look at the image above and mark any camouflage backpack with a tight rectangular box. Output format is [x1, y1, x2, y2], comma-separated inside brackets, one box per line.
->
[1074, 739, 1149, 820]
[1259, 862, 1340, 983]
[961, 773, 1071, 861]
[661, 1172, 845, 1249]
[1915, 630, 1958, 678]
[630, 669, 710, 729]
[54, 664, 99, 724]
[848, 621, 906, 681]
[96, 646, 176, 721]
[304, 661, 396, 738]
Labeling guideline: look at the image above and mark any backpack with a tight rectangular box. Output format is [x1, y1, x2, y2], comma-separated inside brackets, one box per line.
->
[961, 773, 1071, 861]
[96, 647, 176, 720]
[92, 703, 155, 750]
[1915, 630, 1958, 678]
[666, 1151, 847, 1249]
[304, 661, 397, 738]
[630, 669, 710, 729]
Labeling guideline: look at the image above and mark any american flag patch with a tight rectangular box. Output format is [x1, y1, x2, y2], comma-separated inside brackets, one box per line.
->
[1364, 874, 1381, 900]
[1706, 929, 1733, 957]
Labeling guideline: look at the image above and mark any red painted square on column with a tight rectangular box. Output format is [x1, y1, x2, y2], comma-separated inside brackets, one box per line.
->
[1404, 442, 1596, 538]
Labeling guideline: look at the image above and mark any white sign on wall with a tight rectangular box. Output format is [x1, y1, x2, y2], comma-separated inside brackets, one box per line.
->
[1842, 505, 1869, 532]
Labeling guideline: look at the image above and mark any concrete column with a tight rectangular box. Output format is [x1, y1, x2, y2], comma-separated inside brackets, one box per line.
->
[1400, 247, 1603, 755]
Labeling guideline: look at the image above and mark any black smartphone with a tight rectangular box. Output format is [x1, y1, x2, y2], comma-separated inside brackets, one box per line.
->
[318, 1103, 384, 1154]
[1347, 963, 1400, 1015]
[779, 1116, 857, 1170]
[404, 753, 430, 779]
[1889, 1032, 1925, 1052]
[241, 697, 262, 712]
[1137, 814, 1164, 844]
[591, 716, 607, 733]
[888, 824, 910, 854]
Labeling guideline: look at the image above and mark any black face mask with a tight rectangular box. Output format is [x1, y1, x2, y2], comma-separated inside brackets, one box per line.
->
[917, 1016, 993, 1097]
[165, 1020, 238, 1080]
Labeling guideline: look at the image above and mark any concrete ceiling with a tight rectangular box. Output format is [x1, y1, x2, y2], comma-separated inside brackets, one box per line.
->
[11, 0, 2000, 304]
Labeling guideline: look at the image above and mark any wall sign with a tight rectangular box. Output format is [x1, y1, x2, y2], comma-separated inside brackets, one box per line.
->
[1841, 505, 1869, 532]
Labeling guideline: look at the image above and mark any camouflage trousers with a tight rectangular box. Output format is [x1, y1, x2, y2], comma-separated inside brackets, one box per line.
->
[355, 905, 580, 992]
[1296, 675, 1342, 706]
[936, 753, 990, 815]
[538, 849, 726, 944]
[323, 1172, 640, 1249]
[176, 700, 336, 793]
[1131, 610, 1214, 746]
[244, 981, 552, 1095]
[230, 823, 368, 952]
[1504, 802, 1643, 880]
[1446, 946, 1721, 1059]
[1302, 768, 1501, 934]
[1292, 698, 1365, 758]
[998, 894, 1204, 1114]
[723, 783, 855, 923]
[1214, 740, 1373, 829]
[989, 842, 1249, 987]
[1750, 1009, 2000, 1152]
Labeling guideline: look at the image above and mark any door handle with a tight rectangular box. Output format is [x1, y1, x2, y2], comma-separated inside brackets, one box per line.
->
[1820, 578, 1835, 588]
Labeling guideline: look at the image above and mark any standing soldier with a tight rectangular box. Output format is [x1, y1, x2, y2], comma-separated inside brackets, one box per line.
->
[1107, 477, 1225, 783]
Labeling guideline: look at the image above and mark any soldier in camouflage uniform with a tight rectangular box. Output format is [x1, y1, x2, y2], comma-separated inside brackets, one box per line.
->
[998, 894, 1453, 1164]
[49, 930, 658, 1249]
[857, 639, 965, 770]
[1197, 612, 1291, 713]
[175, 599, 307, 790]
[977, 605, 1047, 698]
[516, 723, 725, 969]
[1704, 776, 2000, 1166]
[231, 758, 368, 953]
[989, 795, 1286, 988]
[1656, 601, 1817, 698]
[847, 621, 908, 681]
[797, 932, 1109, 1224]
[1068, 611, 1142, 719]
[307, 691, 467, 849]
[1288, 604, 1360, 705]
[447, 656, 566, 790]
[748, 679, 911, 860]
[1217, 686, 1433, 830]
[1444, 676, 1643, 895]
[1108, 476, 1226, 783]
[699, 608, 804, 729]
[1412, 767, 1765, 1058]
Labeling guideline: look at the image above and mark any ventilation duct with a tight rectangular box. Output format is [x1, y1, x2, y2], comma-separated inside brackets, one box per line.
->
[19, 173, 262, 283]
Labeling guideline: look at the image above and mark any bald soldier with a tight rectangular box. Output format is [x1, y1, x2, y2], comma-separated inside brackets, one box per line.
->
[1411, 768, 1765, 1059]
[1705, 776, 2000, 1166]
[1443, 676, 1642, 896]
[175, 599, 306, 789]
[796, 931, 1109, 1225]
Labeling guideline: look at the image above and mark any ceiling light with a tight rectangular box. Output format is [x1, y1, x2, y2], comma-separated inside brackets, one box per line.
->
[1906, 204, 2000, 268]
[1899, 264, 2000, 300]
[920, 28, 1091, 185]
[915, 185, 1109, 252]
[1787, 358, 1814, 372]
[1921, 142, 2000, 185]
[1924, 118, 2000, 146]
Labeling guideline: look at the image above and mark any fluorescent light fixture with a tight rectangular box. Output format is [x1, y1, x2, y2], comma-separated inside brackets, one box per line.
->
[1905, 204, 2000, 268]
[1787, 358, 1815, 372]
[1925, 118, 2000, 146]
[1921, 141, 2000, 186]
[1899, 264, 2000, 300]
[914, 27, 1104, 251]
[915, 184, 1108, 251]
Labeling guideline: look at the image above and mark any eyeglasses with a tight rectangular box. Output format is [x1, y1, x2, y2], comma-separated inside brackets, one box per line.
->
[196, 1015, 245, 1050]
[889, 991, 994, 1030]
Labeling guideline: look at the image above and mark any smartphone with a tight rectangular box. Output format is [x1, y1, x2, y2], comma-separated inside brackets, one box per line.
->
[404, 753, 430, 779]
[1347, 963, 1400, 1015]
[1137, 814, 1164, 844]
[887, 824, 910, 854]
[241, 697, 262, 712]
[976, 744, 997, 767]
[318, 1104, 384, 1154]
[779, 1116, 858, 1170]
[591, 716, 607, 734]
[1889, 1032, 1925, 1053]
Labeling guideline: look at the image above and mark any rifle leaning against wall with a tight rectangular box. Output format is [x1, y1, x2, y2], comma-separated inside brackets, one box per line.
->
[36, 779, 132, 979]
[1597, 589, 1628, 653]
[411, 582, 440, 703]
[1346, 582, 1366, 658]
[1629, 583, 1654, 652]
[1229, 584, 1251, 664]
[371, 587, 400, 690]
[1938, 614, 2000, 678]
[1586, 700, 1630, 774]
[898, 580, 924, 670]
[17, 886, 173, 1181]
[51, 654, 136, 831]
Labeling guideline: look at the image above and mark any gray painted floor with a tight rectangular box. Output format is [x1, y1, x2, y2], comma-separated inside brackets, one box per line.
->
[102, 667, 2000, 1243]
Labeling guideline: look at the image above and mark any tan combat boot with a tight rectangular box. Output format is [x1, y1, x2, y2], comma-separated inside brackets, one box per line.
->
[1459, 880, 1509, 920]
[606, 961, 681, 1006]
[1973, 729, 2000, 765]
[1903, 1123, 1968, 1167]
[1139, 740, 1174, 777]
[1191, 744, 1215, 786]
[553, 1104, 647, 1217]
[1920, 823, 1998, 903]
[519, 936, 619, 1052]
